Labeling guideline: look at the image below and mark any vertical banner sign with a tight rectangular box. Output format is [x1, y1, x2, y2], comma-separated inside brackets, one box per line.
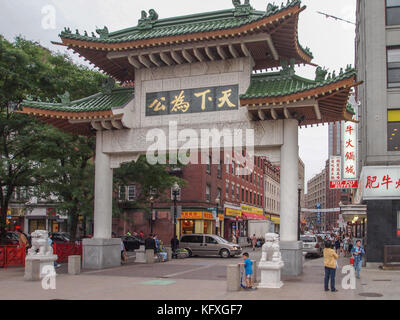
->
[329, 156, 342, 181]
[343, 120, 357, 180]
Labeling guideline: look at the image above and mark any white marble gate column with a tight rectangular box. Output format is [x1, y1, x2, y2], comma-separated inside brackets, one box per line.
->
[82, 130, 121, 270]
[279, 119, 303, 276]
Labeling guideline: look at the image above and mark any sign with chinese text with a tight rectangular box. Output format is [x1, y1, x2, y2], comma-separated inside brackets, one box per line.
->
[343, 121, 357, 180]
[329, 156, 342, 182]
[361, 166, 400, 200]
[179, 211, 203, 220]
[330, 180, 359, 189]
[146, 85, 239, 117]
[225, 207, 242, 217]
[241, 204, 263, 216]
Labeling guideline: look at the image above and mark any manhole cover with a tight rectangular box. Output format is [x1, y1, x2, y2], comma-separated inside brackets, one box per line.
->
[359, 292, 384, 298]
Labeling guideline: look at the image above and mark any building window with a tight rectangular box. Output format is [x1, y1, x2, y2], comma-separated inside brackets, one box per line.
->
[242, 188, 245, 202]
[217, 187, 221, 202]
[388, 48, 400, 88]
[387, 0, 400, 26]
[126, 185, 136, 201]
[206, 184, 211, 202]
[237, 186, 240, 201]
[226, 182, 229, 199]
[388, 114, 400, 151]
[118, 186, 126, 201]
[246, 190, 248, 203]
[206, 155, 211, 174]
[232, 160, 235, 175]
[217, 161, 222, 178]
[232, 184, 235, 200]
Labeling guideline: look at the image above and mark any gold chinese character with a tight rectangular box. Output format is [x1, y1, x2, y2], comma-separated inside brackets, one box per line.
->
[171, 91, 190, 113]
[148, 97, 167, 112]
[194, 89, 212, 111]
[217, 89, 236, 108]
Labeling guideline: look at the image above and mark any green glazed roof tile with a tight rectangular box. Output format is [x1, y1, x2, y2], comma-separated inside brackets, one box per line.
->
[240, 67, 357, 99]
[22, 87, 134, 113]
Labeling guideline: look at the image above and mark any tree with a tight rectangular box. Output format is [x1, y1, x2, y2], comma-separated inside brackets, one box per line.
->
[0, 35, 105, 242]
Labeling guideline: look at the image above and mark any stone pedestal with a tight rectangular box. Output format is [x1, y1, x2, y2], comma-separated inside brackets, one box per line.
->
[68, 255, 81, 275]
[280, 241, 303, 276]
[82, 238, 121, 270]
[24, 255, 58, 281]
[145, 249, 155, 264]
[258, 261, 284, 289]
[135, 245, 146, 263]
[226, 264, 240, 292]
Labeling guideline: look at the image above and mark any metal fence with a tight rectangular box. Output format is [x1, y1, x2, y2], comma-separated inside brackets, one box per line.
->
[0, 245, 26, 268]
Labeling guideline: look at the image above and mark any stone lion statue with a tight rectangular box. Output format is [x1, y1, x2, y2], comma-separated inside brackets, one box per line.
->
[27, 230, 53, 257]
[260, 233, 282, 263]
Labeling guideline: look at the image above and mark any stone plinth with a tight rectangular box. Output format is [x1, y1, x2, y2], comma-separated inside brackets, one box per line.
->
[166, 247, 172, 261]
[24, 255, 58, 281]
[226, 264, 240, 292]
[258, 261, 284, 289]
[68, 255, 81, 275]
[280, 241, 303, 276]
[145, 249, 154, 264]
[82, 238, 121, 270]
[135, 245, 146, 263]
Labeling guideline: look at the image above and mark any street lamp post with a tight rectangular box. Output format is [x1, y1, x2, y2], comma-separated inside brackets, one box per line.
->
[149, 196, 154, 234]
[215, 197, 220, 236]
[172, 182, 181, 258]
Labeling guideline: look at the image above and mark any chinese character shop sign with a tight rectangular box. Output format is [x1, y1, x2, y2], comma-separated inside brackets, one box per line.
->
[362, 166, 400, 200]
[329, 156, 342, 181]
[146, 85, 239, 116]
[343, 121, 357, 180]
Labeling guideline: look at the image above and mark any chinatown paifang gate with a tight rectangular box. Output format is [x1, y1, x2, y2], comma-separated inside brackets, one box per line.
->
[19, 0, 359, 275]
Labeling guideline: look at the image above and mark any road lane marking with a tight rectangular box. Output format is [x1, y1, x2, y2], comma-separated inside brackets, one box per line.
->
[162, 264, 216, 278]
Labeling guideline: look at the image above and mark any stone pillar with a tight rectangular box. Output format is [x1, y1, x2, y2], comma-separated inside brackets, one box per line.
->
[82, 131, 121, 270]
[226, 264, 240, 292]
[280, 119, 303, 276]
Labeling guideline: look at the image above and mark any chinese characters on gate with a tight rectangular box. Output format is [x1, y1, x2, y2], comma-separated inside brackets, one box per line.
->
[146, 85, 239, 117]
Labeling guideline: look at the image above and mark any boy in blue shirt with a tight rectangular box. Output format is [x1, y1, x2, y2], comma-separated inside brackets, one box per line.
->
[241, 252, 253, 289]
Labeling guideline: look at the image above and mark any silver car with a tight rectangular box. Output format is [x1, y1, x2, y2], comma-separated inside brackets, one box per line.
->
[179, 234, 242, 258]
[301, 235, 324, 257]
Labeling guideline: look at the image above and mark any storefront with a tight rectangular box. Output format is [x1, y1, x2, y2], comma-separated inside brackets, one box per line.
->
[224, 205, 243, 242]
[5, 207, 26, 231]
[270, 215, 281, 234]
[24, 207, 67, 234]
[354, 166, 400, 264]
[177, 211, 216, 239]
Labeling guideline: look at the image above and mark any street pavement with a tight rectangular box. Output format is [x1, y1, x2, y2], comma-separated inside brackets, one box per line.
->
[0, 248, 399, 300]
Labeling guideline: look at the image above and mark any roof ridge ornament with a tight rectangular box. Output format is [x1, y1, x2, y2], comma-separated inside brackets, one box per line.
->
[138, 9, 159, 30]
[232, 0, 253, 16]
[315, 66, 328, 82]
[96, 26, 109, 39]
[266, 2, 280, 16]
[58, 92, 71, 104]
[102, 78, 116, 94]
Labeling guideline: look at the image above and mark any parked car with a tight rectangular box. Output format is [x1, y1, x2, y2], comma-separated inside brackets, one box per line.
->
[3, 231, 31, 246]
[121, 235, 145, 251]
[179, 234, 242, 258]
[301, 235, 324, 258]
[50, 232, 71, 243]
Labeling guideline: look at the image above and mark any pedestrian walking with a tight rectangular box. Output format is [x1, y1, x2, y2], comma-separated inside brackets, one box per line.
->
[251, 234, 257, 251]
[348, 236, 353, 256]
[154, 234, 160, 254]
[16, 229, 28, 248]
[343, 236, 349, 257]
[171, 236, 179, 258]
[351, 240, 365, 279]
[323, 240, 339, 292]
[335, 236, 341, 256]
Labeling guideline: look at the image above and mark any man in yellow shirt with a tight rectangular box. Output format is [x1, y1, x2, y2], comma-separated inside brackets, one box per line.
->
[323, 240, 339, 292]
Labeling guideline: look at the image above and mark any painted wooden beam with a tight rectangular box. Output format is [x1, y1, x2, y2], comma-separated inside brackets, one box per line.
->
[193, 48, 205, 62]
[171, 51, 184, 64]
[182, 49, 194, 63]
[138, 55, 152, 68]
[205, 47, 217, 61]
[160, 52, 174, 66]
[128, 55, 142, 69]
[217, 46, 228, 60]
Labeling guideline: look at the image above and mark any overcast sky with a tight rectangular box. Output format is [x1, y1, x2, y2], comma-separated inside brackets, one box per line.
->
[0, 0, 356, 190]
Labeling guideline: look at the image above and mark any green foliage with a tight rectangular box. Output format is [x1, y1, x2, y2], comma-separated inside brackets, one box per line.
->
[0, 35, 104, 242]
[113, 155, 186, 219]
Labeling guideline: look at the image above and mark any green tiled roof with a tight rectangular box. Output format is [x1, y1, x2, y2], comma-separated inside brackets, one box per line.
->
[60, 0, 309, 56]
[346, 103, 355, 115]
[22, 87, 134, 113]
[241, 66, 356, 99]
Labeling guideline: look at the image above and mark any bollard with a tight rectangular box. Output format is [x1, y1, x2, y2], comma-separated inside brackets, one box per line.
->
[24, 259, 41, 281]
[226, 264, 240, 292]
[68, 255, 81, 275]
[135, 246, 146, 263]
[166, 247, 172, 261]
[145, 249, 155, 264]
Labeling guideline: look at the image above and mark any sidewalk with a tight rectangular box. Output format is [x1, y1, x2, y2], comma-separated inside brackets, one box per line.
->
[0, 253, 399, 300]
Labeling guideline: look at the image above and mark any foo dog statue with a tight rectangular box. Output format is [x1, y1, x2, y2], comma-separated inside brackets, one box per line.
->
[27, 230, 53, 257]
[260, 233, 282, 263]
